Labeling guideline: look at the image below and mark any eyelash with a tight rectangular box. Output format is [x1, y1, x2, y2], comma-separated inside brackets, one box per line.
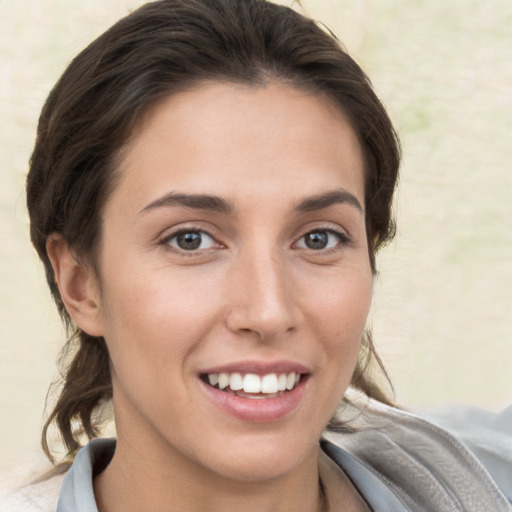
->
[159, 227, 351, 255]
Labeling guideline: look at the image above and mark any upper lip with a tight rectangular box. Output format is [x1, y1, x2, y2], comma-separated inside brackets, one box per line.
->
[200, 360, 310, 375]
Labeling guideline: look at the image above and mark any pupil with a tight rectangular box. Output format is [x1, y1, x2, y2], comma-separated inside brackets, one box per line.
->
[306, 232, 328, 249]
[177, 232, 202, 250]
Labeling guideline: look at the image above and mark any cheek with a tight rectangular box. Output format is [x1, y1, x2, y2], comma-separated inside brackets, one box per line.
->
[305, 266, 373, 374]
[97, 265, 229, 387]
[97, 269, 221, 383]
[96, 273, 224, 436]
[306, 265, 372, 332]
[297, 267, 372, 429]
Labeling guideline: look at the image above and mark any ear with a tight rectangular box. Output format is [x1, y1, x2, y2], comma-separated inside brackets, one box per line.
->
[46, 233, 104, 337]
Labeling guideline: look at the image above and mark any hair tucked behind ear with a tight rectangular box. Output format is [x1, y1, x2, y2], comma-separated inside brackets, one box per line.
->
[28, 0, 400, 462]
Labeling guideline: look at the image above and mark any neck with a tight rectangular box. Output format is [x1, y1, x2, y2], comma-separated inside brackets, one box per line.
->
[94, 431, 325, 512]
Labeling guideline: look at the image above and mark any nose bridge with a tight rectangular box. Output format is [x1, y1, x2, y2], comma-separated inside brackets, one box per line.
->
[226, 240, 296, 340]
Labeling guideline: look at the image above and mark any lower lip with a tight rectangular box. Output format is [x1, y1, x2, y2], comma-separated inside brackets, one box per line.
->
[199, 377, 307, 422]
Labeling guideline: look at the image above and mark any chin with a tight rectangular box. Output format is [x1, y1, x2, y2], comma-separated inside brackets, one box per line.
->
[184, 420, 323, 484]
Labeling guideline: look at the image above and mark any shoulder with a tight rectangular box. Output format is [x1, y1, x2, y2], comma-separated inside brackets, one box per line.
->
[1, 472, 66, 512]
[422, 401, 512, 502]
[325, 389, 512, 511]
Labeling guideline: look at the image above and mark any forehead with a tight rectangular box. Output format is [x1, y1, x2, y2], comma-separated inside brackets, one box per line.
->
[110, 81, 365, 215]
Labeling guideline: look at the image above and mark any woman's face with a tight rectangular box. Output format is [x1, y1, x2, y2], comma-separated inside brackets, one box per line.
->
[91, 82, 372, 482]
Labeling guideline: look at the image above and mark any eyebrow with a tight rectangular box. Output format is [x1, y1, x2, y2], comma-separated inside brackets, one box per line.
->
[295, 189, 363, 214]
[139, 192, 233, 215]
[138, 188, 363, 216]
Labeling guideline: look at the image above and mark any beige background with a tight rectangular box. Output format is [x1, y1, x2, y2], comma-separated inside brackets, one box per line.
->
[1, 0, 511, 475]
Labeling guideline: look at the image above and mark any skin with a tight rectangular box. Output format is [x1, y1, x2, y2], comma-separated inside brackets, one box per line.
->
[48, 82, 372, 511]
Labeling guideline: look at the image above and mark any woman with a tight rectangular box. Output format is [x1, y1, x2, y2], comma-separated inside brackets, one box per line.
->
[4, 0, 511, 510]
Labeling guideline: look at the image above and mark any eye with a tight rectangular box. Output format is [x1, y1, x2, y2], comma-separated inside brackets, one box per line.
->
[165, 230, 217, 251]
[295, 229, 347, 250]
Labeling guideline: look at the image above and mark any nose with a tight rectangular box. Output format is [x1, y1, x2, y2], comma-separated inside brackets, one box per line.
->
[225, 247, 298, 342]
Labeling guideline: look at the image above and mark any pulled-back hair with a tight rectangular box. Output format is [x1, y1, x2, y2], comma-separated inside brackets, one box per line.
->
[27, 0, 400, 463]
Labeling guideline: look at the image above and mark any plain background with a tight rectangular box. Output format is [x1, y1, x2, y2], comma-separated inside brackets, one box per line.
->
[1, 0, 511, 476]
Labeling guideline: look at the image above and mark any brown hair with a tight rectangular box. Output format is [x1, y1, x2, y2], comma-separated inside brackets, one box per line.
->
[27, 0, 400, 463]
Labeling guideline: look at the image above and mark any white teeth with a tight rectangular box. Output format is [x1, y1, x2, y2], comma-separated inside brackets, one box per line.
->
[218, 373, 229, 390]
[243, 374, 261, 393]
[286, 372, 296, 390]
[206, 371, 302, 394]
[229, 373, 243, 391]
[261, 374, 278, 394]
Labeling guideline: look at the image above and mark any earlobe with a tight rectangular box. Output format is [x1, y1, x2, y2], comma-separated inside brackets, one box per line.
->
[46, 233, 104, 337]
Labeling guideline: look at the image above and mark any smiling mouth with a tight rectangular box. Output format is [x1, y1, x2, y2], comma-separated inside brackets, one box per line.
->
[201, 372, 303, 399]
